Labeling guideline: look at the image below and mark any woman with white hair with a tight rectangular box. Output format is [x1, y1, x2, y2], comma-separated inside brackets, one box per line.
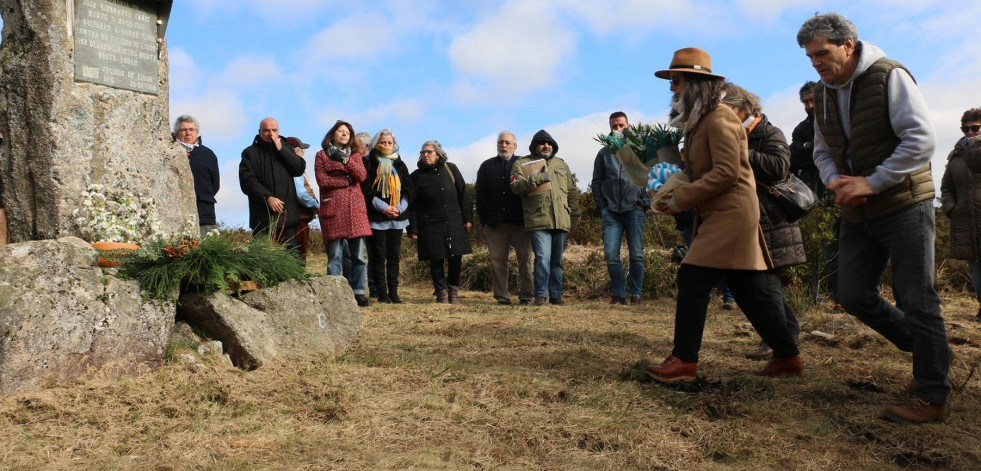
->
[408, 140, 473, 304]
[362, 129, 413, 303]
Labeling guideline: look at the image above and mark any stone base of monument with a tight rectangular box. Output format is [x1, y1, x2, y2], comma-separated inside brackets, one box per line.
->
[177, 276, 362, 370]
[0, 237, 175, 396]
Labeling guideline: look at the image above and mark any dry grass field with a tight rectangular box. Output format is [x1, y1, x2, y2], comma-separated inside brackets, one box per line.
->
[2, 251, 981, 470]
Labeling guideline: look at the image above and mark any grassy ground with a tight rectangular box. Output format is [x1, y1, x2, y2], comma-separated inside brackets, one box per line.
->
[1, 253, 980, 470]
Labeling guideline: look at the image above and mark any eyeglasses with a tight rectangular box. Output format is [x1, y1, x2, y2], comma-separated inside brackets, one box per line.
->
[420, 149, 435, 154]
[670, 75, 683, 87]
[497, 140, 514, 145]
[962, 125, 981, 133]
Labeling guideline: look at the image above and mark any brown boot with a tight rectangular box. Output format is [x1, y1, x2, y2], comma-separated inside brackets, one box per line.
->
[745, 342, 774, 361]
[883, 398, 948, 424]
[754, 355, 803, 377]
[435, 289, 448, 303]
[448, 286, 461, 305]
[646, 355, 697, 383]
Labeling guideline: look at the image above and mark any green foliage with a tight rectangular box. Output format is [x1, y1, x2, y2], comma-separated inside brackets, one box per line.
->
[785, 196, 840, 307]
[109, 233, 309, 303]
[593, 122, 683, 164]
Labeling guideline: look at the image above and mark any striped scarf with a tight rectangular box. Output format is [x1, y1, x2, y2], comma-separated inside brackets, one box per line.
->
[373, 147, 401, 206]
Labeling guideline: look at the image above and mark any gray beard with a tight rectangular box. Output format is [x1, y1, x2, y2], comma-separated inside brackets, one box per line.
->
[498, 151, 513, 160]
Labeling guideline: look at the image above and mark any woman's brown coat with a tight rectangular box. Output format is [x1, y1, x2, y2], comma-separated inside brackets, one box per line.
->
[671, 105, 771, 270]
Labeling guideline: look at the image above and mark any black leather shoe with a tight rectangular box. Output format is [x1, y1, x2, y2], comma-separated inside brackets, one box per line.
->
[354, 295, 371, 307]
[549, 298, 566, 306]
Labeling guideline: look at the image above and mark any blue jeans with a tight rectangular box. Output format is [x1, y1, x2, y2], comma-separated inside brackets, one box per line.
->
[327, 237, 367, 295]
[529, 229, 567, 298]
[601, 208, 646, 298]
[837, 200, 950, 405]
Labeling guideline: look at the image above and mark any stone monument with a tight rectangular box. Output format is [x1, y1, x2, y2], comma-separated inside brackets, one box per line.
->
[0, 0, 194, 242]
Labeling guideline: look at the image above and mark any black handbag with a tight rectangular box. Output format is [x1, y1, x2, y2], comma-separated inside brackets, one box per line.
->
[757, 174, 818, 221]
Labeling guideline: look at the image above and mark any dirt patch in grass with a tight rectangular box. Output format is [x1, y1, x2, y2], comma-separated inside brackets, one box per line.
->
[2, 277, 981, 470]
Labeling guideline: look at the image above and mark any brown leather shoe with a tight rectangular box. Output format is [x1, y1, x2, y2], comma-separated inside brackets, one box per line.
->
[745, 342, 774, 361]
[549, 297, 566, 306]
[533, 297, 548, 306]
[883, 398, 948, 424]
[646, 355, 697, 383]
[630, 296, 642, 305]
[754, 355, 803, 377]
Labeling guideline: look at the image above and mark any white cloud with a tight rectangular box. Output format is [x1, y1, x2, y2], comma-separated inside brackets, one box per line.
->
[214, 160, 250, 228]
[315, 98, 427, 134]
[209, 56, 284, 92]
[447, 0, 577, 103]
[305, 13, 397, 64]
[170, 92, 249, 141]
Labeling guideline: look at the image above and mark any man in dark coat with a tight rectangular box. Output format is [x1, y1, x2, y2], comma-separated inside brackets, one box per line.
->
[475, 131, 533, 305]
[789, 81, 825, 199]
[239, 117, 306, 251]
[173, 115, 220, 237]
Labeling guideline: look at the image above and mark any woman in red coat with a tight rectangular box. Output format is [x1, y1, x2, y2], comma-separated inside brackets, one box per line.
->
[315, 120, 373, 306]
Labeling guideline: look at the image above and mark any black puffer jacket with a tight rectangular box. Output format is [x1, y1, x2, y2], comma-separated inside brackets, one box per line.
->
[749, 114, 806, 269]
[940, 136, 981, 260]
[408, 156, 473, 260]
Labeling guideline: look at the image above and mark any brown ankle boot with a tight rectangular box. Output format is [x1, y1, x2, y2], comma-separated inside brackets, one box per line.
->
[448, 286, 461, 305]
[754, 355, 803, 377]
[884, 397, 948, 424]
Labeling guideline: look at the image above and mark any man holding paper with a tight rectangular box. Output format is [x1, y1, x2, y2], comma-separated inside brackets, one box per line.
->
[510, 130, 580, 306]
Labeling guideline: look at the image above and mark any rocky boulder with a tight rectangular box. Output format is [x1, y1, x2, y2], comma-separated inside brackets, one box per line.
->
[177, 276, 362, 370]
[0, 237, 175, 395]
[0, 0, 195, 242]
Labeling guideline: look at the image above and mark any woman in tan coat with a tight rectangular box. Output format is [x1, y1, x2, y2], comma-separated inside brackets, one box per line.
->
[645, 47, 802, 382]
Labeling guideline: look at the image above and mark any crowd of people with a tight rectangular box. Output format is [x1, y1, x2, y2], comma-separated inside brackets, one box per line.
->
[171, 11, 970, 425]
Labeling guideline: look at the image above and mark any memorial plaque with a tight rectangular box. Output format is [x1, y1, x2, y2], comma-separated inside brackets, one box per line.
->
[74, 0, 159, 95]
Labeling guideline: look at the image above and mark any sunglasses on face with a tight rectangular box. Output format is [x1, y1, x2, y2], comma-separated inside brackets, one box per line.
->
[962, 125, 981, 133]
[670, 76, 683, 87]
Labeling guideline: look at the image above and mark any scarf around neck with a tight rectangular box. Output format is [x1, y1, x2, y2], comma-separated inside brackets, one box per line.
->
[373, 150, 401, 206]
[177, 140, 198, 154]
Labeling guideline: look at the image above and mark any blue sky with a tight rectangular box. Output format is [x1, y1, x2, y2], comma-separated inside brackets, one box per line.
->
[167, 0, 981, 228]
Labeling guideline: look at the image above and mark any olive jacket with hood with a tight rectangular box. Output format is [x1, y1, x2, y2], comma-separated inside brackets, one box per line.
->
[509, 130, 580, 232]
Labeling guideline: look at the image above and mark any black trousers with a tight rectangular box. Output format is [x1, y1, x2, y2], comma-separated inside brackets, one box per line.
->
[430, 255, 462, 291]
[368, 229, 403, 289]
[672, 264, 799, 363]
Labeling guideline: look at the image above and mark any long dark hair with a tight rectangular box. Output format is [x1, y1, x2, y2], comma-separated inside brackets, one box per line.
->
[679, 74, 726, 127]
[321, 120, 365, 155]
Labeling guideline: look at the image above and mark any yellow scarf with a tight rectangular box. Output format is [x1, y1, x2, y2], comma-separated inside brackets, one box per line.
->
[373, 145, 401, 206]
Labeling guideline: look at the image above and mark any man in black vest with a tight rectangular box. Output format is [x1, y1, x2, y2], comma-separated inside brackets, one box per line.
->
[797, 12, 949, 424]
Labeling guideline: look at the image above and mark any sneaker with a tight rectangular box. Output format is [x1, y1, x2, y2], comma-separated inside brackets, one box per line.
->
[646, 355, 697, 383]
[722, 300, 735, 310]
[883, 397, 948, 424]
[629, 296, 642, 305]
[754, 355, 803, 377]
[610, 296, 625, 305]
[744, 342, 774, 361]
[533, 297, 548, 306]
[518, 299, 532, 306]
[549, 297, 567, 306]
[354, 295, 371, 307]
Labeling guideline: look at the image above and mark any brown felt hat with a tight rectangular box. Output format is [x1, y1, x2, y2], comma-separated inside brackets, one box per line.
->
[654, 47, 725, 80]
